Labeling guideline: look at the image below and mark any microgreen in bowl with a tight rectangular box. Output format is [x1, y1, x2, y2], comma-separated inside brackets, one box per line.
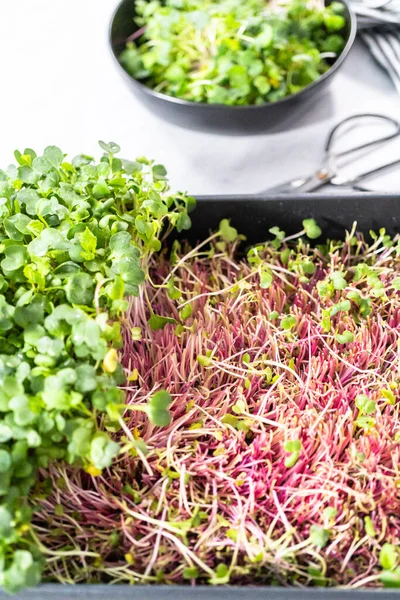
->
[120, 0, 347, 106]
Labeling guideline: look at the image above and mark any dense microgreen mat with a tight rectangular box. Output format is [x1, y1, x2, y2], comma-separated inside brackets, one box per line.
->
[120, 0, 346, 105]
[0, 143, 193, 592]
[1, 142, 400, 593]
[32, 220, 400, 589]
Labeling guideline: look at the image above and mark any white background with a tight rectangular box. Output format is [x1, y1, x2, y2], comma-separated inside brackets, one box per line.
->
[0, 0, 399, 195]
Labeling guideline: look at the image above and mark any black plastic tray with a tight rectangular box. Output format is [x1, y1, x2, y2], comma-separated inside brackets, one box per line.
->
[6, 585, 400, 599]
[6, 193, 400, 600]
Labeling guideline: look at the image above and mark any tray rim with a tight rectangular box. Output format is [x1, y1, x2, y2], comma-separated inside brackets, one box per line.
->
[5, 583, 400, 599]
[194, 191, 400, 201]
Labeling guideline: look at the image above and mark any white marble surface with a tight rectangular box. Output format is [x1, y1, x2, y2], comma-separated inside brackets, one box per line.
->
[0, 0, 399, 195]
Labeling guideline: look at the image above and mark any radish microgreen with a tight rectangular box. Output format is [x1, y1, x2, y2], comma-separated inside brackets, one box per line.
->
[0, 142, 192, 592]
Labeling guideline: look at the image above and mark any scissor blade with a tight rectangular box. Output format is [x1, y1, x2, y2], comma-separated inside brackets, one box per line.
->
[261, 167, 333, 195]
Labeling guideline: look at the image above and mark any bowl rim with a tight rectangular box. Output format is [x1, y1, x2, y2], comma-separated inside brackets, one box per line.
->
[109, 0, 357, 112]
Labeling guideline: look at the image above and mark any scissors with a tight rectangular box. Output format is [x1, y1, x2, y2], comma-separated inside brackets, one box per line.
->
[264, 113, 400, 194]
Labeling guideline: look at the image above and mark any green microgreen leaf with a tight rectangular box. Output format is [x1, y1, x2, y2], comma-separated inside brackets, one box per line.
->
[303, 219, 322, 239]
[335, 330, 354, 344]
[99, 140, 121, 155]
[381, 568, 400, 588]
[381, 389, 396, 405]
[346, 290, 372, 317]
[323, 507, 337, 521]
[146, 390, 173, 426]
[0, 506, 13, 538]
[380, 543, 398, 570]
[209, 563, 230, 585]
[331, 271, 347, 290]
[1, 550, 41, 593]
[66, 272, 95, 306]
[309, 525, 330, 548]
[219, 219, 238, 243]
[0, 449, 11, 473]
[355, 415, 376, 431]
[197, 354, 212, 367]
[268, 227, 286, 249]
[167, 276, 181, 300]
[1, 246, 28, 271]
[77, 228, 97, 261]
[90, 434, 120, 470]
[148, 313, 177, 331]
[281, 315, 297, 330]
[284, 439, 301, 467]
[392, 277, 400, 290]
[364, 516, 376, 538]
[355, 394, 376, 414]
[183, 567, 199, 579]
[180, 303, 193, 321]
[330, 299, 351, 316]
[260, 268, 273, 289]
[285, 440, 302, 453]
[130, 327, 142, 341]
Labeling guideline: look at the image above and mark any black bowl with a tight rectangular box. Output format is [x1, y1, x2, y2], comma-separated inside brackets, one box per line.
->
[109, 0, 356, 135]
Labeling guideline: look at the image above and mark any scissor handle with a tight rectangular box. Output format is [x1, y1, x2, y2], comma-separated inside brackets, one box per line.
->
[349, 157, 400, 186]
[325, 113, 400, 158]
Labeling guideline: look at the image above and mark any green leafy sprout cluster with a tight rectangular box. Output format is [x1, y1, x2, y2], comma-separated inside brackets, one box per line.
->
[120, 0, 346, 105]
[0, 142, 194, 592]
